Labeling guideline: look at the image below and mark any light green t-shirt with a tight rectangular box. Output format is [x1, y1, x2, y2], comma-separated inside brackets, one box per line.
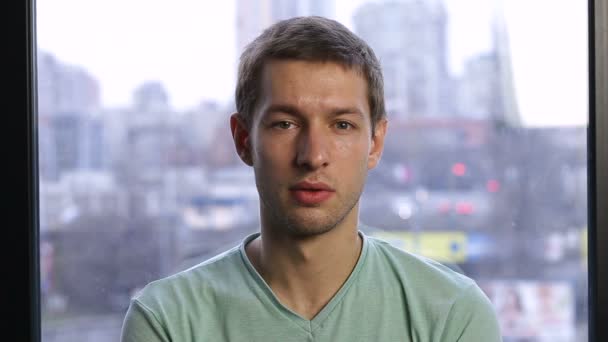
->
[121, 231, 502, 341]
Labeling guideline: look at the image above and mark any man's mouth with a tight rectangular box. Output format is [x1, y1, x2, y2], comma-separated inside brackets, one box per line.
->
[289, 181, 335, 205]
[290, 181, 334, 192]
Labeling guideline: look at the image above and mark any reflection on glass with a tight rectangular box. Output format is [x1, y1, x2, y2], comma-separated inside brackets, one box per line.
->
[37, 0, 588, 341]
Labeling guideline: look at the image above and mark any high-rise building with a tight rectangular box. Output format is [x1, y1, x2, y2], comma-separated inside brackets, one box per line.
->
[37, 52, 105, 180]
[353, 0, 449, 120]
[48, 112, 105, 175]
[236, 0, 335, 56]
[108, 81, 185, 217]
[37, 52, 100, 116]
[490, 3, 521, 127]
[456, 53, 502, 120]
[454, 5, 521, 126]
[38, 111, 106, 180]
[132, 81, 171, 113]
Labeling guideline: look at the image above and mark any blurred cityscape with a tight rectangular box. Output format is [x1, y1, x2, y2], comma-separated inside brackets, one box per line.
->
[39, 1, 588, 341]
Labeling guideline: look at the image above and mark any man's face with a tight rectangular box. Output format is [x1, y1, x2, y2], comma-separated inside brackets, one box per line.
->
[231, 60, 387, 237]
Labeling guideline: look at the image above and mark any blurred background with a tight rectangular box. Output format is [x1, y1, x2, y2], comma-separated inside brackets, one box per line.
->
[36, 1, 588, 341]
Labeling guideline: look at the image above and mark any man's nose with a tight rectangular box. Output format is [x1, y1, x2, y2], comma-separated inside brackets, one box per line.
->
[295, 125, 329, 170]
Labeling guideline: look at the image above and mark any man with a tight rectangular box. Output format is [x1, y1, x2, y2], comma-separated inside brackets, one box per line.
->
[121, 16, 502, 341]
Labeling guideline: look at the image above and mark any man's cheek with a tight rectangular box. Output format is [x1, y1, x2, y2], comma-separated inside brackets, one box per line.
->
[334, 137, 352, 155]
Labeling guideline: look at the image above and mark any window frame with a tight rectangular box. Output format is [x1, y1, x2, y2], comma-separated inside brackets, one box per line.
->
[14, 0, 607, 340]
[589, 0, 608, 341]
[18, 0, 40, 340]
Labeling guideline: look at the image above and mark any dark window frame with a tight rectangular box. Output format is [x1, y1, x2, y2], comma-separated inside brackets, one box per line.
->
[589, 0, 608, 341]
[13, 0, 607, 340]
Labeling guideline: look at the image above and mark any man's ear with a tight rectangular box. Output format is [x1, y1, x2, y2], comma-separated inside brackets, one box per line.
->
[368, 119, 388, 170]
[230, 113, 253, 166]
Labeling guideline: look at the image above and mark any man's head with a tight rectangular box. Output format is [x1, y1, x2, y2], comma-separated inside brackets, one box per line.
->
[235, 16, 386, 133]
[231, 16, 388, 238]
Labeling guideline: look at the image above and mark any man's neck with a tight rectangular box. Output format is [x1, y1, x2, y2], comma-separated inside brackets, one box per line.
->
[245, 218, 363, 320]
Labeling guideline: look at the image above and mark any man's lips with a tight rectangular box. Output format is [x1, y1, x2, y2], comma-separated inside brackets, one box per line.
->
[289, 181, 335, 205]
[289, 181, 334, 191]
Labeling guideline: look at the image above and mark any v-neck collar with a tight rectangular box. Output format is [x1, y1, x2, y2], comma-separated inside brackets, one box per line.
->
[239, 230, 369, 334]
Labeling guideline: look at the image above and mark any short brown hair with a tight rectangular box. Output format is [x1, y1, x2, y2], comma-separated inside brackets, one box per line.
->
[235, 16, 386, 133]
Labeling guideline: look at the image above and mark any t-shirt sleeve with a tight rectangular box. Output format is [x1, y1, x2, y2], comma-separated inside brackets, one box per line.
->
[120, 299, 171, 342]
[441, 284, 503, 342]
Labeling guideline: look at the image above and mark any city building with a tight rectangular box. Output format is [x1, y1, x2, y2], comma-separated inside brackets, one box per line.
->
[455, 7, 521, 125]
[37, 52, 105, 180]
[353, 0, 449, 120]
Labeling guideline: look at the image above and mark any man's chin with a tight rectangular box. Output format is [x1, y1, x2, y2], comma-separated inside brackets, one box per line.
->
[285, 225, 335, 238]
[282, 214, 340, 238]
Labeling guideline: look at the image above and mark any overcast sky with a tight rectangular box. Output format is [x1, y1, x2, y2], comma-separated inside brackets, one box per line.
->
[36, 0, 587, 127]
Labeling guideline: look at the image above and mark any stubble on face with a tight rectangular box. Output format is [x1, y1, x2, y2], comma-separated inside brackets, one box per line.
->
[257, 174, 364, 238]
[249, 60, 376, 239]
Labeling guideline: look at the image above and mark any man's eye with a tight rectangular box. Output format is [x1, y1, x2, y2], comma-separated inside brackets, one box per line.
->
[273, 121, 294, 129]
[336, 121, 353, 130]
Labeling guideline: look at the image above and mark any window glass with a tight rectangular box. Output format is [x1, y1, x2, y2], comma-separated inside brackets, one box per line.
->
[37, 1, 588, 340]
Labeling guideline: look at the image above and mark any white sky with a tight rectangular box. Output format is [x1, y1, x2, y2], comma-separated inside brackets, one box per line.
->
[36, 0, 587, 127]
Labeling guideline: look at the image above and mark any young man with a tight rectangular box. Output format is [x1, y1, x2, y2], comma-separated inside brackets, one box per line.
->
[121, 16, 502, 341]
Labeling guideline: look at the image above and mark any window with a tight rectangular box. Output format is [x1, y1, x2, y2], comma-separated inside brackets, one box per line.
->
[13, 0, 607, 341]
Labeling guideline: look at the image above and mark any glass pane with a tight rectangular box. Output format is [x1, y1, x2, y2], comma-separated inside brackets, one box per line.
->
[37, 0, 588, 341]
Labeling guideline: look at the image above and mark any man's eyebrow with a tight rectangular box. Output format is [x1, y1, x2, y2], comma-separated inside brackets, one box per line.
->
[264, 104, 301, 116]
[264, 104, 365, 118]
[329, 107, 365, 118]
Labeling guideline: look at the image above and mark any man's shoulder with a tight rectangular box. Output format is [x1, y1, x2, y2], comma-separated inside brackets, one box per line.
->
[131, 245, 244, 311]
[364, 231, 499, 335]
[365, 232, 477, 296]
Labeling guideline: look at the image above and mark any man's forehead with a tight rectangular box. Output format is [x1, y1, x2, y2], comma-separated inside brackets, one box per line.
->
[259, 64, 368, 108]
[259, 60, 368, 98]
[261, 58, 364, 76]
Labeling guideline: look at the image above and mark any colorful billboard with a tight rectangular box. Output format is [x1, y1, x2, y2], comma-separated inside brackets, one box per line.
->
[478, 280, 576, 341]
